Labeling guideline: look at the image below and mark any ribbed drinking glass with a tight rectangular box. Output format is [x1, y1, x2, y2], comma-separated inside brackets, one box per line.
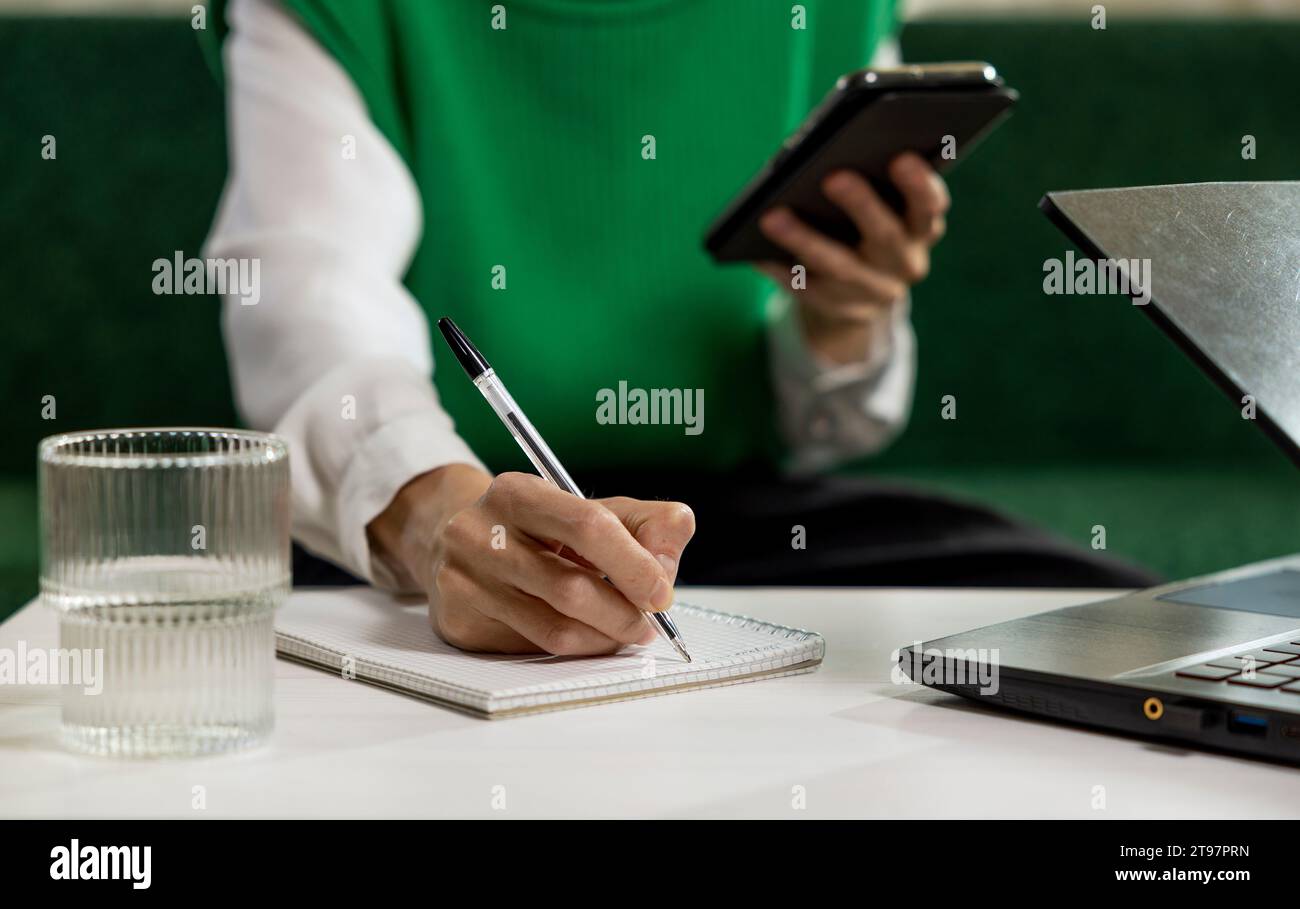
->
[39, 428, 290, 757]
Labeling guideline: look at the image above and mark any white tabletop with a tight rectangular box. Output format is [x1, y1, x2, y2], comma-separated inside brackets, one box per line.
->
[2, 587, 1297, 819]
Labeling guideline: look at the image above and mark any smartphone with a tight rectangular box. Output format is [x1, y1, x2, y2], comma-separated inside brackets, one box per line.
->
[704, 62, 1018, 263]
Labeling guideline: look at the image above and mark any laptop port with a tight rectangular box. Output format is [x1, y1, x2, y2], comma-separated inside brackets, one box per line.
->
[1227, 711, 1268, 736]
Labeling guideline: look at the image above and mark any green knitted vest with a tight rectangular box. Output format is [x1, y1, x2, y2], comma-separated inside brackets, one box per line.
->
[209, 0, 897, 473]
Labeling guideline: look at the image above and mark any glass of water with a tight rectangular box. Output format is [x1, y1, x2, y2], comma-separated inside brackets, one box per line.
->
[39, 428, 290, 757]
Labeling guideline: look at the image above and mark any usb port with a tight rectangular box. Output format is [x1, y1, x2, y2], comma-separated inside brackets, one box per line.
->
[1227, 711, 1268, 736]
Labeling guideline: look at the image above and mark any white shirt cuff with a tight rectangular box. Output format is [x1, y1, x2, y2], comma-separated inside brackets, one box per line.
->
[274, 356, 486, 591]
[766, 290, 916, 473]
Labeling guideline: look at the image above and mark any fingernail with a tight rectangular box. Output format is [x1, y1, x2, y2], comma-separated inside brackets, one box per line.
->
[898, 154, 926, 178]
[649, 576, 674, 611]
[656, 553, 678, 582]
[761, 209, 792, 233]
[824, 172, 852, 195]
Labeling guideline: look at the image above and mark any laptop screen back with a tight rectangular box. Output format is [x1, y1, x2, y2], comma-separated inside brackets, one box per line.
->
[1041, 182, 1300, 465]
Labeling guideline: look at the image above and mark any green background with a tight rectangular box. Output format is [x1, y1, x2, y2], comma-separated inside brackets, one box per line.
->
[0, 15, 1296, 620]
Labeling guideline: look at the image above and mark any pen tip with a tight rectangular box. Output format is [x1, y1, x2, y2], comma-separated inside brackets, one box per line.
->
[673, 640, 693, 663]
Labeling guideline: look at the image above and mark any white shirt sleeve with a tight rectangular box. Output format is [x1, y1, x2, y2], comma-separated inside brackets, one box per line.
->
[767, 290, 915, 475]
[764, 36, 918, 474]
[204, 0, 485, 590]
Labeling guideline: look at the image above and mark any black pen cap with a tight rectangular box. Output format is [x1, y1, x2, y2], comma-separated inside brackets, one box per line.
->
[437, 317, 491, 380]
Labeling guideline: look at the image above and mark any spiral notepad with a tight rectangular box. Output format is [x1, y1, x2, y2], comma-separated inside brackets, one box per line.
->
[275, 587, 824, 718]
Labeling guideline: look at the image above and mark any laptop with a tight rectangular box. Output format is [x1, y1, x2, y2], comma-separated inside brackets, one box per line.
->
[899, 181, 1300, 763]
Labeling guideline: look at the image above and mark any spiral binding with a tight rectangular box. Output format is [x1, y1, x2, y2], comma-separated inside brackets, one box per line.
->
[673, 601, 822, 642]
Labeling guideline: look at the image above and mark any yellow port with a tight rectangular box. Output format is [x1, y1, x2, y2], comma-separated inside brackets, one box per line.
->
[1143, 697, 1164, 720]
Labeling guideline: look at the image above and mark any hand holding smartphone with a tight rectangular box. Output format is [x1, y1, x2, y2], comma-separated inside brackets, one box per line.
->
[704, 62, 1018, 263]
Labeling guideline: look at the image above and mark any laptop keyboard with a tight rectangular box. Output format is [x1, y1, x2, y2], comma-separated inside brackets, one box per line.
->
[1176, 640, 1300, 693]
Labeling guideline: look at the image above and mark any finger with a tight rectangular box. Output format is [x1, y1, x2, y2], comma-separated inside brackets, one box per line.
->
[597, 498, 695, 584]
[506, 543, 655, 645]
[797, 277, 896, 323]
[821, 170, 908, 259]
[432, 605, 538, 654]
[758, 223, 904, 310]
[804, 260, 906, 310]
[923, 213, 947, 245]
[489, 473, 672, 612]
[429, 564, 540, 654]
[888, 152, 950, 239]
[475, 586, 625, 656]
[758, 207, 880, 288]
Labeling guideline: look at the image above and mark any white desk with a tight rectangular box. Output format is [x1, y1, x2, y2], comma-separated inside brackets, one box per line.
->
[2, 587, 1297, 819]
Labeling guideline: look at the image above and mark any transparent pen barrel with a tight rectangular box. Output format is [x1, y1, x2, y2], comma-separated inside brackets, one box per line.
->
[474, 371, 581, 495]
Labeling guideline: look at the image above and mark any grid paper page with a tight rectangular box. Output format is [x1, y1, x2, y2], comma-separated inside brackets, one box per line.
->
[276, 587, 824, 716]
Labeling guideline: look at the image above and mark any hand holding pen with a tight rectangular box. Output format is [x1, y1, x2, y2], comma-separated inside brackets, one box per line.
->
[367, 320, 696, 660]
[435, 318, 694, 662]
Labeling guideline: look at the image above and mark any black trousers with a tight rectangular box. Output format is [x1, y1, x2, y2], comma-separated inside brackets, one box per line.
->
[294, 469, 1160, 590]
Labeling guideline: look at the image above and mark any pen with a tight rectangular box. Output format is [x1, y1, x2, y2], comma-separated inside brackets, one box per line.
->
[436, 316, 693, 663]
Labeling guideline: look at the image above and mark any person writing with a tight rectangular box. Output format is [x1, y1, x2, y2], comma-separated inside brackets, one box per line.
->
[204, 0, 1149, 655]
